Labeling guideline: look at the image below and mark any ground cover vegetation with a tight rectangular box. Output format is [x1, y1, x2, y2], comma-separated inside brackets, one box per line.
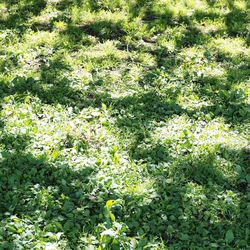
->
[0, 0, 249, 249]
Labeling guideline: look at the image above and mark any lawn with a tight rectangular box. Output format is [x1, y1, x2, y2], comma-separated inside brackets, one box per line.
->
[0, 0, 249, 249]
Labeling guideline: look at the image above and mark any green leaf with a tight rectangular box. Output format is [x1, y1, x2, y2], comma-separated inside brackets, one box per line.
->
[102, 103, 107, 110]
[63, 200, 74, 212]
[225, 230, 234, 243]
[109, 211, 116, 222]
[166, 178, 173, 184]
[7, 225, 16, 233]
[51, 149, 61, 159]
[106, 200, 115, 209]
[246, 175, 250, 184]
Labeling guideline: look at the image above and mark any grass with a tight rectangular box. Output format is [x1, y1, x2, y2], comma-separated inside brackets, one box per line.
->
[0, 0, 249, 249]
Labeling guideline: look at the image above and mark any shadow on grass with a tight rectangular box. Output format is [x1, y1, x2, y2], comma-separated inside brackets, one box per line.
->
[65, 20, 126, 42]
[0, 133, 104, 248]
[1, 129, 248, 248]
[121, 141, 249, 248]
[0, 0, 47, 31]
[175, 26, 210, 48]
[2, 55, 112, 108]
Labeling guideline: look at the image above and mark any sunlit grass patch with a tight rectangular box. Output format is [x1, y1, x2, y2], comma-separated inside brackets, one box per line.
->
[154, 116, 248, 155]
[82, 40, 128, 60]
[210, 37, 250, 58]
[230, 0, 248, 10]
[71, 8, 128, 25]
[194, 19, 226, 34]
[0, 3, 8, 21]
[23, 30, 59, 48]
[193, 119, 249, 147]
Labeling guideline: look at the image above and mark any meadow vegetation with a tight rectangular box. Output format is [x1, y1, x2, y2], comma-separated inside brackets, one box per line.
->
[0, 0, 249, 249]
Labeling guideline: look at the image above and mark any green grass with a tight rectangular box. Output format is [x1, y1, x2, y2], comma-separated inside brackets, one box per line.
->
[0, 0, 249, 249]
